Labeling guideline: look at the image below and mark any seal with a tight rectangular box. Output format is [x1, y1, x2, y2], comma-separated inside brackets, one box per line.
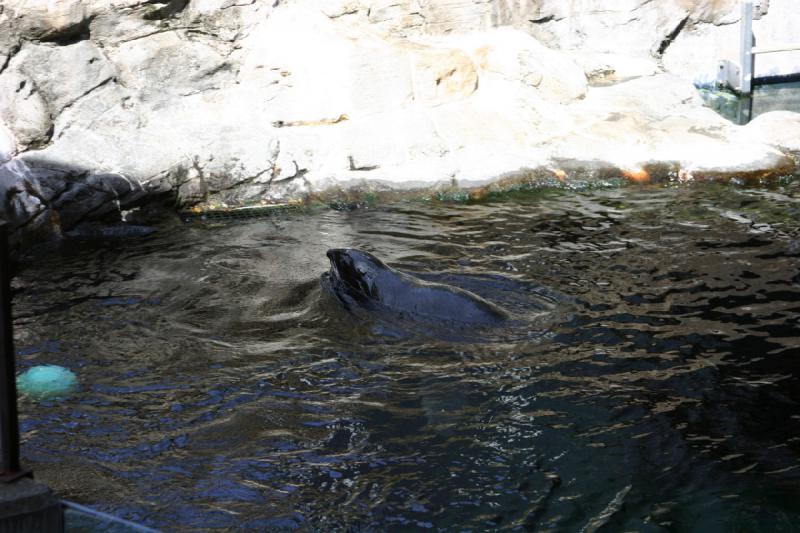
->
[323, 248, 508, 324]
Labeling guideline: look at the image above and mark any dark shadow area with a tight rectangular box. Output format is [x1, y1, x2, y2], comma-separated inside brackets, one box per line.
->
[1, 156, 178, 252]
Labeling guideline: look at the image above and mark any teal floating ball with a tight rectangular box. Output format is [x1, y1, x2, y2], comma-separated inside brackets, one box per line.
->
[17, 365, 78, 400]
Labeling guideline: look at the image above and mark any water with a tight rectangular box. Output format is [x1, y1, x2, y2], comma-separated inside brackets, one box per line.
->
[699, 80, 800, 124]
[12, 181, 800, 531]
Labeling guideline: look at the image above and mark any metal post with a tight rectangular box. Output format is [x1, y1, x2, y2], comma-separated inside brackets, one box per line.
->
[739, 0, 754, 94]
[0, 222, 29, 482]
[736, 94, 754, 125]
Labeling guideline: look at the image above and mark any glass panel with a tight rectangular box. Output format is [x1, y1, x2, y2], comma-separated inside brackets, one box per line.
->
[63, 502, 159, 533]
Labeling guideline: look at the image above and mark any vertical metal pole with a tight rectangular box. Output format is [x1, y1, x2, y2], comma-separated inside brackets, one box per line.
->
[0, 222, 25, 480]
[736, 94, 754, 125]
[739, 0, 754, 94]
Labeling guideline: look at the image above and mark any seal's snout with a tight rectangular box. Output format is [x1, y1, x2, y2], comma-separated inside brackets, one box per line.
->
[323, 247, 508, 324]
[326, 249, 347, 265]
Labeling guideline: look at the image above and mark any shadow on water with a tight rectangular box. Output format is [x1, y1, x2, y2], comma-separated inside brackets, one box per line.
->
[9, 179, 800, 531]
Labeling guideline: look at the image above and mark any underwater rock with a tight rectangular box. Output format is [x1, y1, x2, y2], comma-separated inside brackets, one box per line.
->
[64, 222, 157, 239]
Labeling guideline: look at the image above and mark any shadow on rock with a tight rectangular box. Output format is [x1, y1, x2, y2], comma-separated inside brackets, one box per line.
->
[0, 155, 173, 248]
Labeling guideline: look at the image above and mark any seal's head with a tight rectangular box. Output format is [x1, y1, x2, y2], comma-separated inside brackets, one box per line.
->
[326, 248, 385, 301]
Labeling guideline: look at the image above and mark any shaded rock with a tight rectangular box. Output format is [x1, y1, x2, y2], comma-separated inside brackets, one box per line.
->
[1, 0, 93, 44]
[48, 171, 144, 228]
[0, 159, 49, 230]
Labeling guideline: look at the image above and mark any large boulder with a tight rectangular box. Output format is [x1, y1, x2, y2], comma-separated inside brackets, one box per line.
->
[548, 74, 795, 177]
[739, 111, 800, 155]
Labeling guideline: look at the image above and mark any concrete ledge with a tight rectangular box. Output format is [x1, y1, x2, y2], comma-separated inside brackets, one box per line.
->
[0, 477, 63, 532]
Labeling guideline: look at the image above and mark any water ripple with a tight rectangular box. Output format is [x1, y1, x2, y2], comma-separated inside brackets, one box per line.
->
[13, 180, 800, 531]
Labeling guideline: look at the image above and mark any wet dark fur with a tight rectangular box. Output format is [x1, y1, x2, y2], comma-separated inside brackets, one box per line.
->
[322, 249, 508, 324]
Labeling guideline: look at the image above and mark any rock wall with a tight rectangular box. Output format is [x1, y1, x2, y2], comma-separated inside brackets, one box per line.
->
[664, 0, 800, 82]
[0, 0, 799, 241]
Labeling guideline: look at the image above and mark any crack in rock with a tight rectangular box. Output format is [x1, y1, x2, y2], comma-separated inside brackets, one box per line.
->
[271, 160, 307, 183]
[656, 14, 690, 56]
[0, 41, 21, 76]
[57, 75, 115, 117]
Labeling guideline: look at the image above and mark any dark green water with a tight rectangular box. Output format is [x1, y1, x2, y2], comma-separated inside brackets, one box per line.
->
[12, 180, 800, 531]
[699, 81, 800, 124]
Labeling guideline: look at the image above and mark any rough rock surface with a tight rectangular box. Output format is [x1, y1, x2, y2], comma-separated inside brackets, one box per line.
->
[0, 0, 798, 242]
[664, 0, 800, 82]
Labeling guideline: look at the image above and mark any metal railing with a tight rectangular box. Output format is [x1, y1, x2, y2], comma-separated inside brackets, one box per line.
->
[0, 222, 161, 530]
[0, 222, 30, 483]
[62, 501, 161, 532]
[737, 0, 800, 93]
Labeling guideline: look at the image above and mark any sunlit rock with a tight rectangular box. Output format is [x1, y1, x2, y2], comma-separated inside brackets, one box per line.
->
[664, 0, 800, 83]
[15, 41, 116, 114]
[575, 53, 661, 86]
[740, 111, 800, 155]
[0, 0, 798, 240]
[0, 121, 15, 163]
[0, 70, 51, 151]
[461, 27, 587, 103]
[526, 0, 689, 55]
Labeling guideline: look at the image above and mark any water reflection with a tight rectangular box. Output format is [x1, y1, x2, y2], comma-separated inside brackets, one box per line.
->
[13, 180, 800, 531]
